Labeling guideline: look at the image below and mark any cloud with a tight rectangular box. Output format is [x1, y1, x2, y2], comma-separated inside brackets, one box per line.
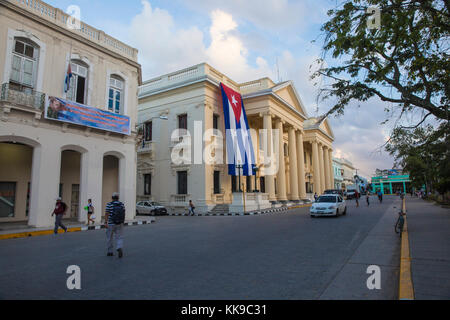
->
[129, 1, 207, 79]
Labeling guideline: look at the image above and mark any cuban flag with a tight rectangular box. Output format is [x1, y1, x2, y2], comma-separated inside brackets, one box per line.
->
[220, 82, 256, 176]
[64, 63, 73, 93]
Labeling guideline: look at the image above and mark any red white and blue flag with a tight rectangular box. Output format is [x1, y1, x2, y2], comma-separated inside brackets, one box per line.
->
[220, 83, 256, 176]
[64, 63, 73, 93]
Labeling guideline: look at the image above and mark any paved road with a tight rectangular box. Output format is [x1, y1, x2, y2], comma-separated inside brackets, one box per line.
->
[0, 196, 402, 300]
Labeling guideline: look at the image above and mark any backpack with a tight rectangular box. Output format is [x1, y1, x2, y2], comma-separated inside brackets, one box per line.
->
[111, 202, 125, 225]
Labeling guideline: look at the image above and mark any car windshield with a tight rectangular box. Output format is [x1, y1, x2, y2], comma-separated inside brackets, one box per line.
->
[347, 190, 355, 193]
[316, 196, 337, 203]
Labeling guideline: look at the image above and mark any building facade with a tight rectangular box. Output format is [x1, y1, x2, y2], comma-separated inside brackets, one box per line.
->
[332, 157, 344, 190]
[0, 0, 141, 227]
[371, 169, 412, 194]
[339, 158, 356, 190]
[137, 63, 335, 213]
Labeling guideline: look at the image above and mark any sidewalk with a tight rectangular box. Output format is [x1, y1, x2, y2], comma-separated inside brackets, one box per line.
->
[0, 215, 155, 240]
[406, 197, 450, 299]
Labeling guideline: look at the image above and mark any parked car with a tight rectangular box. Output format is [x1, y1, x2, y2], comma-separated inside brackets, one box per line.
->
[310, 194, 347, 217]
[324, 189, 344, 197]
[346, 189, 357, 199]
[136, 201, 168, 216]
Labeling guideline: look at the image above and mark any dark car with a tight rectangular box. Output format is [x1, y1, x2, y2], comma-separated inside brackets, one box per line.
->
[324, 189, 344, 197]
[346, 189, 357, 199]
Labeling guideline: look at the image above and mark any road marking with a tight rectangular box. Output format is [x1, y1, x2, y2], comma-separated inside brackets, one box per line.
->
[399, 198, 415, 299]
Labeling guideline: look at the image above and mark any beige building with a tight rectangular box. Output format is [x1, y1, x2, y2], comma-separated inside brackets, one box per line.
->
[339, 158, 356, 190]
[137, 63, 335, 213]
[0, 0, 141, 227]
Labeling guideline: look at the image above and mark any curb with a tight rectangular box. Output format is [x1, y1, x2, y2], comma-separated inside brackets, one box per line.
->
[0, 218, 156, 240]
[168, 204, 312, 216]
[399, 199, 415, 300]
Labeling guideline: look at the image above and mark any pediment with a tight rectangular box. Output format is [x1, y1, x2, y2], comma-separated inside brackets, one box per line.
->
[273, 82, 308, 118]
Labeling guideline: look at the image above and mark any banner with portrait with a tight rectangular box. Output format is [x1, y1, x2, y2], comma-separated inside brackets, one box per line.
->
[44, 96, 131, 135]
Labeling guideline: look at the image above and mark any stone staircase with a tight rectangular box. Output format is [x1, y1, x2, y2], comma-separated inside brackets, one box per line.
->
[209, 204, 230, 215]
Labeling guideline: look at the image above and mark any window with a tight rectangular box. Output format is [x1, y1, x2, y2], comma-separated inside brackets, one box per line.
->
[144, 174, 151, 195]
[231, 176, 238, 192]
[67, 61, 88, 104]
[0, 182, 16, 218]
[213, 114, 219, 130]
[178, 114, 187, 130]
[177, 171, 188, 195]
[144, 121, 152, 141]
[214, 171, 221, 194]
[260, 177, 265, 193]
[10, 38, 39, 90]
[108, 75, 124, 114]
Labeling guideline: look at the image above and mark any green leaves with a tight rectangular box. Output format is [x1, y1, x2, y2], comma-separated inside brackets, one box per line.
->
[316, 0, 449, 122]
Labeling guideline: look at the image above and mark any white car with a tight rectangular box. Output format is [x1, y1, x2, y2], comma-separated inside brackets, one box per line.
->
[136, 201, 168, 216]
[310, 194, 347, 217]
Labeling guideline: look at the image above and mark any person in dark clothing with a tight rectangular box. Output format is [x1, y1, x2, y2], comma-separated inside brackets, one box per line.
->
[52, 197, 68, 234]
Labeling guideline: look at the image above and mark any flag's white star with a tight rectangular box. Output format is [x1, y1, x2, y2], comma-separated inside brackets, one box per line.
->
[231, 95, 238, 107]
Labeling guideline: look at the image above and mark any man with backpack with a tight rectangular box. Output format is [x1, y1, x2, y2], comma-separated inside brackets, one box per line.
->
[105, 192, 125, 258]
[52, 197, 68, 234]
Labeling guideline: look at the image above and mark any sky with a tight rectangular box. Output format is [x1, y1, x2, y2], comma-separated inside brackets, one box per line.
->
[46, 0, 397, 178]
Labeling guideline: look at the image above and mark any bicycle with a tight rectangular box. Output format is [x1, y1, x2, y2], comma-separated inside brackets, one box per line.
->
[395, 211, 405, 236]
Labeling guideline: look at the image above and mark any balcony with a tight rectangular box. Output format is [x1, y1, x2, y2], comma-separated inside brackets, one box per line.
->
[0, 83, 45, 113]
[5, 0, 138, 62]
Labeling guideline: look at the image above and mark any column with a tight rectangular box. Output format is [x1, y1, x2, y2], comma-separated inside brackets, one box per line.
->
[312, 140, 321, 195]
[296, 130, 306, 199]
[263, 113, 276, 201]
[324, 146, 331, 190]
[28, 144, 62, 227]
[328, 149, 334, 189]
[288, 127, 299, 200]
[318, 144, 326, 194]
[119, 149, 137, 221]
[275, 118, 287, 201]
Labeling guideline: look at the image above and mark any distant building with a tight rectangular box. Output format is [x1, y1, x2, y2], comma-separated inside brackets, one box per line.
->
[332, 157, 344, 190]
[371, 169, 412, 194]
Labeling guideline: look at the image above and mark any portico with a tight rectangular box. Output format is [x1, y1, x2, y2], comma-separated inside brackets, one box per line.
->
[137, 63, 335, 213]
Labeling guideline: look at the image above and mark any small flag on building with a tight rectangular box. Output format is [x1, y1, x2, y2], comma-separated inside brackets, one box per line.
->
[64, 63, 73, 93]
[220, 82, 256, 176]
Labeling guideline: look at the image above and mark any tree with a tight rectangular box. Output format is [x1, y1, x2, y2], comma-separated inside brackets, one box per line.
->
[314, 0, 449, 126]
[386, 122, 450, 194]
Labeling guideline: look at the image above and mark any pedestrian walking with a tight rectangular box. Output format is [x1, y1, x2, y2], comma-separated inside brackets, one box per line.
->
[86, 199, 95, 225]
[105, 192, 125, 258]
[314, 193, 318, 202]
[377, 190, 383, 203]
[355, 190, 359, 207]
[188, 200, 195, 216]
[366, 191, 370, 206]
[52, 197, 68, 234]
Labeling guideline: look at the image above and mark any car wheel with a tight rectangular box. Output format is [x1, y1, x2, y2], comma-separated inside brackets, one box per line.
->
[150, 210, 156, 216]
[336, 209, 339, 217]
[343, 207, 347, 215]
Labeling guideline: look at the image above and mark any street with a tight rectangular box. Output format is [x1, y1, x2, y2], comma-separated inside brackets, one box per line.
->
[0, 196, 402, 300]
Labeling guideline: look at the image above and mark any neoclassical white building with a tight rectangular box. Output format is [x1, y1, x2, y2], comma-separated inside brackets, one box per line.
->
[137, 63, 335, 214]
[0, 0, 141, 227]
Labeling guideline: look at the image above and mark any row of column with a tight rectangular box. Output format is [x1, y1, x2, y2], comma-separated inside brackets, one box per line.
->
[262, 113, 334, 201]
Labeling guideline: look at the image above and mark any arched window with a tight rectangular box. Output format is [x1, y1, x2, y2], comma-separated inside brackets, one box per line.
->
[108, 75, 124, 114]
[67, 60, 88, 104]
[10, 37, 39, 91]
